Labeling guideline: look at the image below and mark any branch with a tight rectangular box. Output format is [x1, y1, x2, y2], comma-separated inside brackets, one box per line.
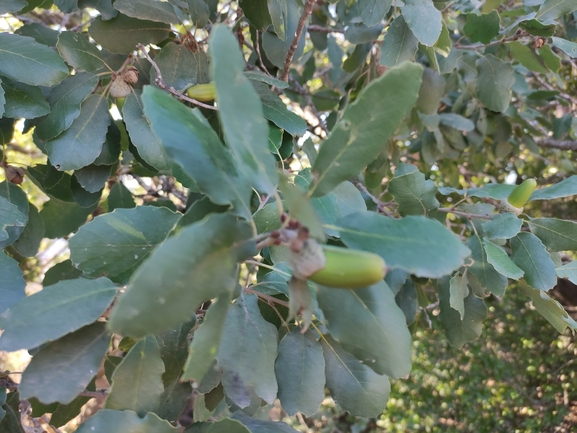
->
[530, 72, 577, 107]
[436, 208, 494, 220]
[307, 24, 344, 34]
[136, 44, 217, 111]
[351, 178, 395, 217]
[280, 0, 316, 81]
[537, 138, 577, 151]
[454, 31, 524, 51]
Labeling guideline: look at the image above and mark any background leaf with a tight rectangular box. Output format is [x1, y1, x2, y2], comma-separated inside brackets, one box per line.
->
[380, 15, 419, 67]
[400, 0, 442, 46]
[528, 218, 577, 251]
[476, 54, 514, 113]
[57, 31, 108, 72]
[113, 0, 180, 24]
[0, 252, 25, 314]
[75, 409, 178, 433]
[510, 232, 557, 291]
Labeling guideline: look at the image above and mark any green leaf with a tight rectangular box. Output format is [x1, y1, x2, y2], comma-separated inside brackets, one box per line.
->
[74, 164, 111, 193]
[245, 71, 289, 89]
[107, 181, 136, 212]
[216, 294, 278, 406]
[261, 0, 306, 68]
[106, 336, 165, 415]
[389, 166, 439, 216]
[78, 0, 118, 20]
[113, 0, 180, 24]
[0, 33, 68, 86]
[483, 238, 524, 280]
[359, 0, 392, 26]
[320, 334, 390, 418]
[556, 261, 577, 284]
[344, 23, 384, 44]
[481, 212, 522, 240]
[0, 182, 29, 248]
[35, 72, 99, 140]
[122, 90, 172, 171]
[476, 54, 514, 113]
[157, 318, 196, 385]
[530, 176, 577, 200]
[275, 329, 325, 416]
[43, 260, 84, 287]
[466, 234, 508, 296]
[141, 86, 253, 219]
[231, 412, 300, 433]
[46, 94, 111, 171]
[400, 0, 442, 46]
[509, 41, 548, 73]
[108, 213, 255, 337]
[511, 232, 557, 291]
[463, 11, 500, 44]
[187, 418, 252, 433]
[0, 252, 25, 314]
[75, 409, 178, 433]
[0, 0, 27, 14]
[0, 277, 117, 352]
[12, 203, 45, 258]
[89, 14, 171, 53]
[70, 207, 181, 281]
[380, 15, 419, 67]
[149, 42, 203, 91]
[40, 198, 95, 239]
[240, 0, 272, 30]
[188, 0, 210, 27]
[294, 170, 366, 237]
[278, 173, 325, 241]
[181, 293, 231, 382]
[1, 79, 50, 119]
[210, 25, 278, 194]
[251, 81, 307, 136]
[536, 0, 577, 21]
[449, 273, 469, 320]
[0, 196, 26, 244]
[551, 36, 577, 57]
[519, 284, 577, 333]
[437, 277, 487, 347]
[528, 218, 577, 251]
[19, 322, 110, 404]
[438, 113, 475, 131]
[15, 22, 59, 46]
[57, 31, 109, 72]
[311, 62, 422, 197]
[316, 281, 412, 378]
[337, 211, 471, 279]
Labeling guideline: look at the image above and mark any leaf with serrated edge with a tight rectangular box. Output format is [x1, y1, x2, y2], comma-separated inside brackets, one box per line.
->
[320, 334, 390, 418]
[106, 336, 165, 416]
[0, 277, 117, 352]
[528, 218, 577, 252]
[19, 322, 110, 404]
[481, 212, 522, 240]
[311, 62, 422, 197]
[556, 261, 577, 284]
[107, 213, 255, 337]
[317, 280, 411, 378]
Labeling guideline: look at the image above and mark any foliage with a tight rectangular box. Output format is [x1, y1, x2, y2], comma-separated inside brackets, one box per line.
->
[1, 0, 577, 431]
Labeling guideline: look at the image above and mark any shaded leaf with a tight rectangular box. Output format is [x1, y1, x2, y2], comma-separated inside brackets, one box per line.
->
[476, 54, 514, 113]
[551, 36, 577, 57]
[528, 218, 577, 251]
[35, 72, 99, 140]
[511, 232, 557, 291]
[75, 409, 178, 433]
[114, 0, 180, 24]
[317, 280, 412, 378]
[46, 94, 111, 171]
[311, 62, 422, 197]
[519, 283, 577, 333]
[380, 15, 419, 67]
[0, 196, 26, 244]
[359, 0, 392, 26]
[0, 33, 68, 86]
[108, 213, 255, 337]
[389, 166, 439, 216]
[463, 11, 500, 44]
[466, 234, 508, 296]
[320, 334, 390, 418]
[210, 25, 278, 194]
[1, 79, 50, 119]
[216, 294, 278, 406]
[106, 336, 165, 416]
[0, 252, 25, 314]
[57, 31, 109, 72]
[43, 260, 83, 287]
[481, 212, 522, 240]
[449, 273, 469, 320]
[149, 42, 202, 91]
[19, 322, 110, 404]
[70, 207, 180, 280]
[231, 412, 300, 433]
[74, 164, 111, 193]
[12, 202, 45, 258]
[536, 0, 577, 21]
[89, 14, 171, 53]
[40, 197, 95, 239]
[275, 329, 325, 416]
[0, 277, 117, 352]
[337, 211, 471, 278]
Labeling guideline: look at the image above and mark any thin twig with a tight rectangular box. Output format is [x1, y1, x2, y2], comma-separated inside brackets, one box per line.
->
[530, 71, 577, 107]
[254, 30, 273, 77]
[437, 208, 494, 220]
[307, 24, 344, 33]
[537, 138, 577, 151]
[136, 43, 217, 110]
[280, 0, 316, 81]
[351, 178, 394, 217]
[289, 76, 329, 135]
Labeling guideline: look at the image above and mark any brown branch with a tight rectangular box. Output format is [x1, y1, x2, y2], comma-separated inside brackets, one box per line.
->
[530, 72, 577, 107]
[307, 24, 344, 33]
[280, 0, 316, 81]
[351, 178, 394, 217]
[136, 44, 217, 111]
[436, 208, 494, 220]
[254, 30, 273, 77]
[537, 138, 577, 151]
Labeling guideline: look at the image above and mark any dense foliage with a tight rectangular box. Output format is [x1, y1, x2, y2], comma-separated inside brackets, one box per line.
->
[1, 0, 577, 431]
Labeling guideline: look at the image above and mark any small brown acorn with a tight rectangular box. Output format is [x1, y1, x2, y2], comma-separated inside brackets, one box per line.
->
[110, 76, 132, 98]
[4, 165, 24, 185]
[123, 66, 139, 84]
